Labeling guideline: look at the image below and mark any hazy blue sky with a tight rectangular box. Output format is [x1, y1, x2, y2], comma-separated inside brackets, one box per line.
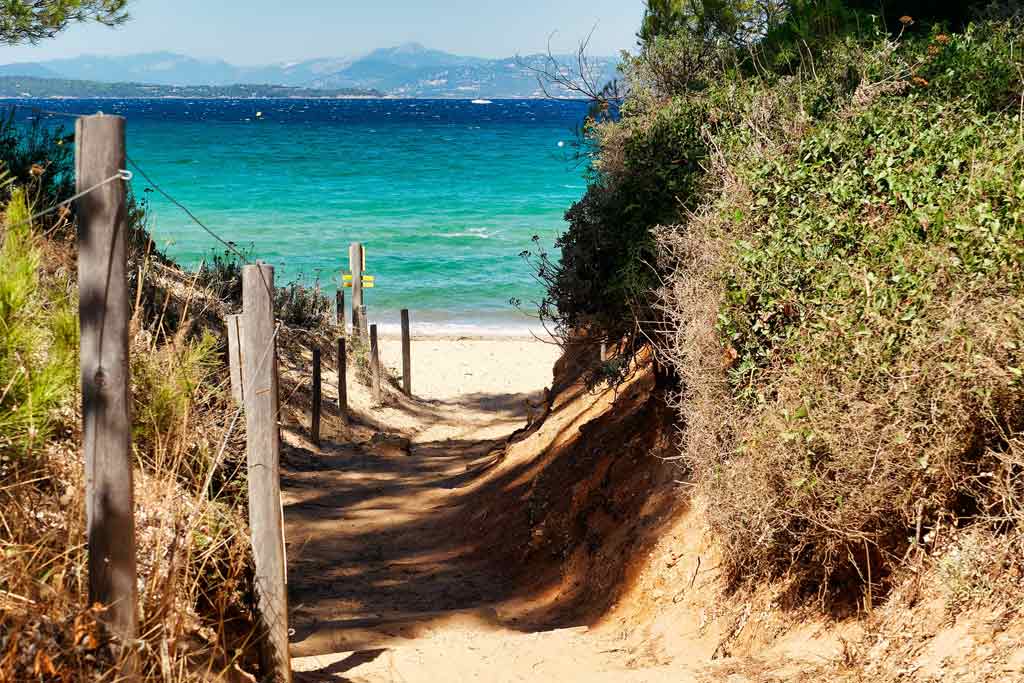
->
[0, 0, 645, 64]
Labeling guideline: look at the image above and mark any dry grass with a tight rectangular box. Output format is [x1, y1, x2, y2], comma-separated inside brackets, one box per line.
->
[653, 29, 1024, 602]
[0, 216, 260, 681]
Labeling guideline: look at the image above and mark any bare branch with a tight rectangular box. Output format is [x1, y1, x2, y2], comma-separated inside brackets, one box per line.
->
[519, 24, 623, 106]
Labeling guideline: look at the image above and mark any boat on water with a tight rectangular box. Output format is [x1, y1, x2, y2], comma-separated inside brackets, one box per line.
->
[471, 99, 493, 104]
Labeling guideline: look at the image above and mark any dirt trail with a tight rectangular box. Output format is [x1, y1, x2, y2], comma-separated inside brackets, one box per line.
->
[277, 337, 705, 682]
[276, 335, 1024, 683]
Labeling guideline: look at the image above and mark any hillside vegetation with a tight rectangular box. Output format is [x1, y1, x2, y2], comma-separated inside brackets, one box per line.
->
[0, 110, 335, 680]
[543, 0, 1023, 607]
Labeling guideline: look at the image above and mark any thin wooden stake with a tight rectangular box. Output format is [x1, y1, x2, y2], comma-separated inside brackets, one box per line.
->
[350, 243, 364, 338]
[370, 323, 381, 403]
[311, 347, 321, 447]
[338, 337, 348, 422]
[357, 305, 368, 339]
[342, 288, 350, 331]
[227, 314, 244, 405]
[400, 309, 412, 396]
[241, 263, 292, 683]
[77, 114, 138, 673]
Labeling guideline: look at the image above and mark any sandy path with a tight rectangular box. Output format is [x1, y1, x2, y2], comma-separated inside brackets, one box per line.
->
[280, 337, 701, 682]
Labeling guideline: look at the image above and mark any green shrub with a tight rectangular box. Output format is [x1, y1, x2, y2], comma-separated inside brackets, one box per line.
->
[528, 95, 710, 383]
[0, 108, 74, 210]
[532, 0, 875, 384]
[194, 247, 249, 308]
[274, 277, 331, 330]
[0, 188, 77, 461]
[911, 20, 1024, 114]
[657, 18, 1024, 595]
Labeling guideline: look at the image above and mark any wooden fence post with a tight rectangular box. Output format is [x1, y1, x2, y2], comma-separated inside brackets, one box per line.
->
[370, 323, 382, 403]
[241, 263, 292, 683]
[400, 309, 412, 396]
[77, 114, 138, 671]
[227, 314, 245, 405]
[311, 347, 321, 447]
[342, 288, 350, 331]
[338, 338, 348, 422]
[357, 305, 368, 339]
[350, 243, 364, 338]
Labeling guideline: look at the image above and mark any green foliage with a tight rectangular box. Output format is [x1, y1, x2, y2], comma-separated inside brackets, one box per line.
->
[274, 278, 332, 330]
[0, 0, 128, 44]
[131, 329, 221, 482]
[527, 95, 710, 382]
[537, 0, 875, 383]
[0, 107, 74, 209]
[638, 0, 792, 48]
[0, 188, 76, 460]
[654, 15, 1024, 593]
[195, 247, 248, 308]
[911, 20, 1024, 113]
[720, 33, 1024, 389]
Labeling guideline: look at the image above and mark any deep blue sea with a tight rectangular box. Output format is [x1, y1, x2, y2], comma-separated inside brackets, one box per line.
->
[8, 98, 591, 334]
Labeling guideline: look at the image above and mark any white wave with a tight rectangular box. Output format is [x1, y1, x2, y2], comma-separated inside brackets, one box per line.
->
[434, 227, 497, 239]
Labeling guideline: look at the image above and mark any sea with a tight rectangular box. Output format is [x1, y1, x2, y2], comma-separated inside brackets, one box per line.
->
[8, 98, 592, 335]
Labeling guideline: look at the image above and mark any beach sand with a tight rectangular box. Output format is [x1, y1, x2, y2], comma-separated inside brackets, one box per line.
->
[375, 334, 561, 402]
[284, 334, 710, 682]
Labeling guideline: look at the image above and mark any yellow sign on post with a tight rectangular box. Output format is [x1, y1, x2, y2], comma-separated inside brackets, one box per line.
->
[343, 273, 376, 289]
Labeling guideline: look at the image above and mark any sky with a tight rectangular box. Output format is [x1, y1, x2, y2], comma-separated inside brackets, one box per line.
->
[0, 0, 645, 65]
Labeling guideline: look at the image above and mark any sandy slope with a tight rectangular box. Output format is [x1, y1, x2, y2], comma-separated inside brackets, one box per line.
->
[279, 336, 706, 682]
[276, 335, 1024, 683]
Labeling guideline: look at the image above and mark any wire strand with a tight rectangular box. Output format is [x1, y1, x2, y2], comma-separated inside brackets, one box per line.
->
[4, 103, 257, 270]
[126, 155, 252, 264]
[2, 170, 130, 233]
[201, 321, 282, 500]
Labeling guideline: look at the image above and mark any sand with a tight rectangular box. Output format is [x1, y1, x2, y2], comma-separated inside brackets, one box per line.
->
[278, 336, 698, 682]
[375, 334, 561, 403]
[275, 334, 1024, 682]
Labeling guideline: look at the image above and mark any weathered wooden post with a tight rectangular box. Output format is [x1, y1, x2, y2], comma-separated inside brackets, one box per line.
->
[78, 114, 138, 672]
[311, 347, 322, 447]
[337, 337, 348, 422]
[342, 286, 350, 331]
[241, 263, 292, 683]
[370, 323, 382, 403]
[357, 305, 368, 339]
[400, 309, 412, 396]
[227, 314, 245, 405]
[350, 243, 365, 338]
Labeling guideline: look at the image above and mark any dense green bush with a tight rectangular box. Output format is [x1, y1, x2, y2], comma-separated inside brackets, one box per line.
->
[0, 108, 74, 209]
[528, 92, 710, 382]
[0, 189, 77, 461]
[654, 10, 1024, 596]
[195, 247, 248, 307]
[274, 278, 332, 329]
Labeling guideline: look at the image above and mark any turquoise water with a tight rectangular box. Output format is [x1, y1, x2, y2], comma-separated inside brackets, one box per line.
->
[13, 98, 590, 333]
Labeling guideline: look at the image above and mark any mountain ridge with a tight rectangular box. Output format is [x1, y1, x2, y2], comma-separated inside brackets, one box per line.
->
[0, 44, 620, 98]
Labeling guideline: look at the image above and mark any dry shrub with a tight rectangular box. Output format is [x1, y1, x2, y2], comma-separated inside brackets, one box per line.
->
[0, 201, 258, 680]
[0, 442, 256, 681]
[655, 23, 1024, 599]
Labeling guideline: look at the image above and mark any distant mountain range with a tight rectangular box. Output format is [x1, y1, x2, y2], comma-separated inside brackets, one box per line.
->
[0, 76, 379, 99]
[0, 44, 620, 98]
